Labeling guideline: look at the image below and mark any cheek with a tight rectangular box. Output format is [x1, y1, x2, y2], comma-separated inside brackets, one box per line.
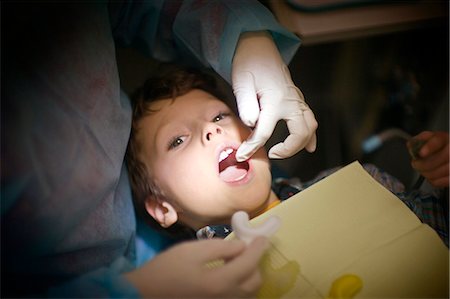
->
[154, 152, 212, 200]
[157, 156, 192, 187]
[150, 156, 177, 192]
[237, 122, 252, 140]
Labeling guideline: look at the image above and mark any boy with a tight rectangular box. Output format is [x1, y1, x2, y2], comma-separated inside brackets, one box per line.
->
[126, 65, 448, 245]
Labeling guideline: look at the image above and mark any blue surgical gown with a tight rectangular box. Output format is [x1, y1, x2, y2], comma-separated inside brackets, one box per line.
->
[2, 1, 300, 297]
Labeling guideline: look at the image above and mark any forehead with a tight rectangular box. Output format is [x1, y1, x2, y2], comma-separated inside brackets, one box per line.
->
[143, 90, 228, 130]
[148, 89, 225, 114]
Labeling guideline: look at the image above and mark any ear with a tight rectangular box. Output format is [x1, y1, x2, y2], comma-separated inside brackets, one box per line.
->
[145, 198, 178, 228]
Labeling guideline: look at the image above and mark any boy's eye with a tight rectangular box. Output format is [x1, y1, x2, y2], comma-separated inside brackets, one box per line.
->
[168, 136, 186, 150]
[212, 112, 230, 122]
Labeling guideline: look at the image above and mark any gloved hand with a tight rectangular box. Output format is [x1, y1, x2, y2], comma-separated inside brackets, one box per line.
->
[124, 237, 269, 298]
[232, 31, 318, 162]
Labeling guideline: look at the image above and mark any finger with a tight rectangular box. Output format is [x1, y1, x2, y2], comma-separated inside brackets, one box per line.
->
[407, 138, 427, 160]
[190, 239, 246, 264]
[419, 132, 449, 157]
[420, 162, 449, 183]
[303, 110, 318, 153]
[236, 139, 265, 162]
[268, 113, 310, 159]
[408, 131, 436, 158]
[305, 133, 317, 153]
[232, 71, 260, 127]
[413, 131, 434, 140]
[239, 266, 263, 297]
[236, 108, 278, 162]
[412, 145, 449, 172]
[429, 176, 449, 188]
[219, 237, 269, 284]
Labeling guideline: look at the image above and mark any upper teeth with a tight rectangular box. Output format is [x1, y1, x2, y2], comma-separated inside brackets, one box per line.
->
[219, 148, 233, 163]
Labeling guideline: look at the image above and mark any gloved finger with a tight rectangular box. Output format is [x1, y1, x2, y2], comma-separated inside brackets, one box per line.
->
[303, 109, 318, 153]
[232, 71, 260, 127]
[305, 133, 317, 153]
[236, 108, 279, 162]
[268, 113, 311, 159]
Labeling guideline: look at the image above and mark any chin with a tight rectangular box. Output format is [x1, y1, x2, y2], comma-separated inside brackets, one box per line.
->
[237, 186, 272, 211]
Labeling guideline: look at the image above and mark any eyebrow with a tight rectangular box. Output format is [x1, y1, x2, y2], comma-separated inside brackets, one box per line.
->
[151, 99, 231, 150]
[153, 119, 175, 153]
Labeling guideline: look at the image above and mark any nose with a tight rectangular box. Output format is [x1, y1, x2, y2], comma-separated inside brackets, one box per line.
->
[203, 123, 223, 143]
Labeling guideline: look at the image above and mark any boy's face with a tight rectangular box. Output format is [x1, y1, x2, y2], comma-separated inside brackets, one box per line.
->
[137, 89, 273, 229]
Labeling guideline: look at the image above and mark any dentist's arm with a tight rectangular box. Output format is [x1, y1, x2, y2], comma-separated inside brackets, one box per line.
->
[233, 31, 318, 161]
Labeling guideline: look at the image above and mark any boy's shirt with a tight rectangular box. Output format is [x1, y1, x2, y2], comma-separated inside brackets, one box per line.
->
[196, 164, 448, 246]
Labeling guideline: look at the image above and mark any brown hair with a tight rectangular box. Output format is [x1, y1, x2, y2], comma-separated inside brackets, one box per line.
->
[126, 64, 229, 238]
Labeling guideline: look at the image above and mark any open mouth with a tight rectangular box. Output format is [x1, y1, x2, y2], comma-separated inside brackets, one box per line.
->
[218, 148, 250, 183]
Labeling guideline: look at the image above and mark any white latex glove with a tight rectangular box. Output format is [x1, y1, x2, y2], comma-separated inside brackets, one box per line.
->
[232, 31, 318, 162]
[124, 237, 269, 298]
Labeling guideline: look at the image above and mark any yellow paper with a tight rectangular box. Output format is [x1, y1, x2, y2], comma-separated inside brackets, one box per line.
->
[227, 161, 449, 298]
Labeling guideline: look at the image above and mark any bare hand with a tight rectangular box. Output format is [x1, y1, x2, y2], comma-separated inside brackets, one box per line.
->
[124, 237, 269, 298]
[408, 131, 449, 188]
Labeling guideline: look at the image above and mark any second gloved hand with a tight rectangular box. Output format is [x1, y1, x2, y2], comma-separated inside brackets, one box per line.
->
[232, 31, 317, 161]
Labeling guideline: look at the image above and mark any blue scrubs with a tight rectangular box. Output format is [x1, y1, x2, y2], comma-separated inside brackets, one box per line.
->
[2, 1, 300, 297]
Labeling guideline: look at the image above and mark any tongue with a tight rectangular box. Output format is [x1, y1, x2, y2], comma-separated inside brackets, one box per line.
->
[219, 166, 248, 183]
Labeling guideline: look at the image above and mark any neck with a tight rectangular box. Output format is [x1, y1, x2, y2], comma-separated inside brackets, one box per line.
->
[187, 191, 281, 231]
[250, 190, 280, 219]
